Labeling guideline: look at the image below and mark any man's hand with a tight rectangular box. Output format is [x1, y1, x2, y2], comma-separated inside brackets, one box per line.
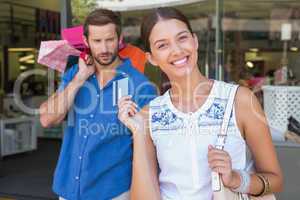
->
[73, 56, 95, 86]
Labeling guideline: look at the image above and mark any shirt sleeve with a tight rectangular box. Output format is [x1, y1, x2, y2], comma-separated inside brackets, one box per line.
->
[57, 64, 79, 92]
[134, 80, 158, 109]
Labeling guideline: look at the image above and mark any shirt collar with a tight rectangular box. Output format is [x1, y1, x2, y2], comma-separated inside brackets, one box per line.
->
[115, 58, 131, 79]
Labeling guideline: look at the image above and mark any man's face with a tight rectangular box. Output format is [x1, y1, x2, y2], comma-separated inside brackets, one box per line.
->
[84, 24, 119, 66]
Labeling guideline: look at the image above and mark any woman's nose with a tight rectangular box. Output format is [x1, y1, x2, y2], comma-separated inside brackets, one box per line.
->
[171, 42, 184, 56]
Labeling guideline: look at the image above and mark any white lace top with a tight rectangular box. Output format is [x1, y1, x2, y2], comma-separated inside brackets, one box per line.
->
[149, 81, 253, 200]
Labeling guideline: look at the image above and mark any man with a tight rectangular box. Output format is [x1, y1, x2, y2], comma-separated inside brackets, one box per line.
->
[39, 9, 157, 200]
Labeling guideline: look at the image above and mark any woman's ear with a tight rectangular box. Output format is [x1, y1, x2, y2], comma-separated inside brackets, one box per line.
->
[146, 52, 158, 66]
[192, 33, 199, 50]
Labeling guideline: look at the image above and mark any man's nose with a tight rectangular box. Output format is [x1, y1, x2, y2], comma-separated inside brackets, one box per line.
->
[99, 42, 108, 52]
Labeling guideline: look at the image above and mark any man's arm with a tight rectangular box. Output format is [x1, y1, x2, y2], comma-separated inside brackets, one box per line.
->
[39, 58, 95, 128]
[39, 79, 82, 127]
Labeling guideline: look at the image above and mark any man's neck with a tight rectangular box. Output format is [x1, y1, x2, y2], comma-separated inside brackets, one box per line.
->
[94, 57, 122, 89]
[94, 56, 122, 73]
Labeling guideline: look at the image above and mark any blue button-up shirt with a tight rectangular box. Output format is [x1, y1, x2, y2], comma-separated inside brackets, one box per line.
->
[52, 59, 157, 200]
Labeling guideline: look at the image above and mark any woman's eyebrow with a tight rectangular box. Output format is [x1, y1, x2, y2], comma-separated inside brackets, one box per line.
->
[177, 30, 189, 36]
[154, 39, 167, 46]
[153, 30, 190, 45]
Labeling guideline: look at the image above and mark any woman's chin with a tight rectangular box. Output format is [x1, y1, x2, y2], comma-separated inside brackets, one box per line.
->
[171, 66, 194, 78]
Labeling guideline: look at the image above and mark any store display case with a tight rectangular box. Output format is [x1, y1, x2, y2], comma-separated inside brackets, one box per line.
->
[262, 86, 300, 141]
[0, 116, 37, 157]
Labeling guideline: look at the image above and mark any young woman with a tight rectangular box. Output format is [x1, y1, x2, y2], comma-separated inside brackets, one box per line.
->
[118, 7, 283, 200]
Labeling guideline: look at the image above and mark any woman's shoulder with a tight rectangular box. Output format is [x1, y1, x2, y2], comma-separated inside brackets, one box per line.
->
[216, 81, 254, 106]
[149, 91, 169, 107]
[235, 85, 257, 107]
[211, 80, 238, 99]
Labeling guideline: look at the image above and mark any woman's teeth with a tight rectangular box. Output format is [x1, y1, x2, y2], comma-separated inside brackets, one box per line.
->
[172, 57, 188, 66]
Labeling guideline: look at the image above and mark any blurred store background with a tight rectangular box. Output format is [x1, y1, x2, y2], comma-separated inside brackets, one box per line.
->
[0, 0, 300, 199]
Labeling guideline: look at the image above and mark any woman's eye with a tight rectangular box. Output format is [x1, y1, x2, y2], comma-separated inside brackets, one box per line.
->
[158, 43, 167, 49]
[179, 35, 188, 41]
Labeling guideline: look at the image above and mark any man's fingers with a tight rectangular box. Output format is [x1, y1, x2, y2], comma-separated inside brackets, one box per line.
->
[86, 55, 94, 65]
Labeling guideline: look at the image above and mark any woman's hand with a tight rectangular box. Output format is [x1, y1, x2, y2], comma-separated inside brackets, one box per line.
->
[207, 145, 240, 189]
[118, 96, 145, 134]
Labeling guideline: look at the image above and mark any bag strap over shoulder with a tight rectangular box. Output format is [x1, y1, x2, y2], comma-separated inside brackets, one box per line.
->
[212, 85, 239, 191]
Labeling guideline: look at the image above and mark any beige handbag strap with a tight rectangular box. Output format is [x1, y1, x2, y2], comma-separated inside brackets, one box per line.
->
[212, 85, 239, 192]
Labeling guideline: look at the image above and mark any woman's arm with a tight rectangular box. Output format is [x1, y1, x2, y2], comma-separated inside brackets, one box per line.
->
[130, 107, 160, 200]
[118, 98, 160, 199]
[235, 86, 283, 195]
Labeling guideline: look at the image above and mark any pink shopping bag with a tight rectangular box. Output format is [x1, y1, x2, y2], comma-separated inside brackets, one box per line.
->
[38, 40, 81, 72]
[61, 25, 86, 50]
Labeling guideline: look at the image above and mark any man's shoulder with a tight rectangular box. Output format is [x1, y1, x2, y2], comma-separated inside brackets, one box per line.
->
[62, 64, 79, 78]
[122, 60, 150, 83]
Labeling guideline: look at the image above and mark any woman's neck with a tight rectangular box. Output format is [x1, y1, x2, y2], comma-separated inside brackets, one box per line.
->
[169, 68, 210, 103]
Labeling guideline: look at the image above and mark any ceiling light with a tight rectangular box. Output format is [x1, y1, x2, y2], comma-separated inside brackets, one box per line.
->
[290, 47, 298, 52]
[19, 54, 34, 62]
[249, 48, 259, 52]
[19, 65, 27, 70]
[25, 60, 35, 64]
[246, 61, 254, 68]
[8, 48, 36, 52]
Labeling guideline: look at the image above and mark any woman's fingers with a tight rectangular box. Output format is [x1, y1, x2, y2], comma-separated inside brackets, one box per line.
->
[119, 104, 138, 117]
[208, 146, 232, 172]
[208, 152, 231, 163]
[208, 152, 230, 162]
[118, 96, 136, 106]
[119, 100, 138, 110]
[117, 96, 139, 124]
[118, 96, 138, 116]
[209, 160, 228, 167]
[211, 166, 232, 174]
[208, 146, 236, 187]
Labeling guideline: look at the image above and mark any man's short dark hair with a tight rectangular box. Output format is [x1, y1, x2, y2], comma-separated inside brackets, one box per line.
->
[83, 9, 121, 38]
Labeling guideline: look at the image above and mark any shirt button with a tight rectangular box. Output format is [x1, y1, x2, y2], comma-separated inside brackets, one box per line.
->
[75, 176, 79, 180]
[84, 135, 87, 139]
[90, 114, 94, 118]
[96, 94, 100, 98]
[79, 156, 82, 160]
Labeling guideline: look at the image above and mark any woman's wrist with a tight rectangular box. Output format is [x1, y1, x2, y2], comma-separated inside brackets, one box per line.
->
[131, 125, 146, 137]
[252, 173, 270, 197]
[229, 170, 251, 194]
[227, 170, 242, 189]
